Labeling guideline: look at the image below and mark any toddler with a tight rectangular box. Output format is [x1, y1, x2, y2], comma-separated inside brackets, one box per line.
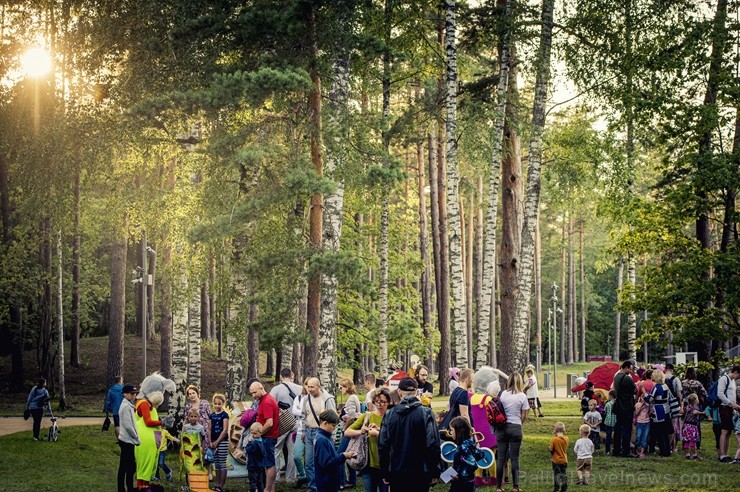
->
[603, 390, 617, 454]
[436, 410, 449, 426]
[634, 394, 651, 458]
[583, 399, 602, 451]
[681, 393, 702, 460]
[209, 393, 230, 492]
[246, 422, 267, 492]
[448, 417, 485, 492]
[574, 424, 594, 485]
[153, 427, 180, 481]
[182, 407, 208, 468]
[548, 422, 569, 492]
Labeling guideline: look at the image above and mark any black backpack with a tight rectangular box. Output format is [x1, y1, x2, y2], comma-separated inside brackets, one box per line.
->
[664, 376, 678, 400]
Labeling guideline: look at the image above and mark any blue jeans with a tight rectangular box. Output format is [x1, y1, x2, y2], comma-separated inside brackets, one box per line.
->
[304, 427, 319, 492]
[156, 450, 172, 478]
[361, 467, 388, 492]
[635, 423, 649, 451]
[294, 433, 306, 480]
[338, 435, 357, 487]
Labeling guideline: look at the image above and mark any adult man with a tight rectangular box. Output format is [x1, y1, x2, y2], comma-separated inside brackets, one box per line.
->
[104, 376, 125, 438]
[269, 368, 302, 484]
[717, 365, 740, 462]
[414, 365, 434, 407]
[664, 363, 684, 451]
[301, 377, 336, 492]
[378, 378, 440, 492]
[250, 381, 281, 492]
[117, 384, 139, 492]
[612, 360, 637, 457]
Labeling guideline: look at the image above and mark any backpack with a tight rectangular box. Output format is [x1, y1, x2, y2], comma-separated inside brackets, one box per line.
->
[487, 396, 507, 429]
[664, 375, 678, 400]
[705, 376, 730, 409]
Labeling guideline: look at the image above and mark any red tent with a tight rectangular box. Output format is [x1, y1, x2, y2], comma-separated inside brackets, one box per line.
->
[570, 362, 640, 392]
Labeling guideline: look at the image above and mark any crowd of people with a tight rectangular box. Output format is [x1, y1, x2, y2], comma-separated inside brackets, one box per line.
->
[23, 358, 740, 492]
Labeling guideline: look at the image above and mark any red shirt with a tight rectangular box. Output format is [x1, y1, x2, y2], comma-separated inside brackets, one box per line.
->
[257, 393, 280, 438]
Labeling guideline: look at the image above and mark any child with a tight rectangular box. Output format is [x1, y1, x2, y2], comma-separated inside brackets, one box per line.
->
[681, 393, 702, 460]
[603, 390, 617, 455]
[733, 409, 740, 464]
[153, 426, 180, 481]
[634, 394, 651, 458]
[118, 384, 140, 492]
[447, 417, 484, 492]
[209, 393, 230, 492]
[704, 404, 722, 460]
[583, 399, 602, 451]
[580, 382, 595, 415]
[548, 422, 569, 492]
[182, 407, 208, 471]
[246, 422, 267, 492]
[436, 410, 449, 426]
[574, 424, 594, 486]
[315, 409, 355, 492]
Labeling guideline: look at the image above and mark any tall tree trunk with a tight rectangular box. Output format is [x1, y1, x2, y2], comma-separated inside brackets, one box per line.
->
[560, 222, 566, 364]
[209, 254, 216, 340]
[305, 4, 324, 380]
[39, 218, 54, 385]
[247, 304, 260, 380]
[417, 110, 433, 370]
[477, 0, 512, 368]
[580, 220, 586, 362]
[614, 257, 623, 360]
[188, 286, 201, 388]
[568, 216, 575, 365]
[626, 253, 637, 361]
[466, 193, 474, 366]
[158, 238, 172, 377]
[535, 207, 542, 372]
[319, 52, 349, 391]
[511, 0, 554, 374]
[428, 130, 446, 387]
[56, 230, 66, 410]
[475, 177, 484, 368]
[490, 250, 498, 367]
[201, 282, 210, 340]
[437, 120, 451, 374]
[106, 214, 127, 387]
[171, 274, 189, 419]
[444, 0, 468, 368]
[70, 164, 81, 367]
[225, 278, 246, 406]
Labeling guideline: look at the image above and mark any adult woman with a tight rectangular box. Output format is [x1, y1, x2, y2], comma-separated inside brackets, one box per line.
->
[682, 367, 707, 449]
[184, 384, 212, 448]
[345, 387, 391, 492]
[26, 378, 51, 441]
[638, 369, 655, 397]
[495, 372, 529, 492]
[338, 378, 361, 489]
[291, 377, 310, 487]
[440, 368, 474, 431]
[644, 370, 674, 457]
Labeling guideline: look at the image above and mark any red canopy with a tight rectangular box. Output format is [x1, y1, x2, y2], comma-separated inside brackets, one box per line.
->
[570, 362, 640, 392]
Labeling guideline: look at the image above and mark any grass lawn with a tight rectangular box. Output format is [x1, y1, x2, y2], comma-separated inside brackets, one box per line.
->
[2, 420, 736, 492]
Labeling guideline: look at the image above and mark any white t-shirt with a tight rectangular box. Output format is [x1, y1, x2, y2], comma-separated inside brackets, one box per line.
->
[499, 390, 530, 426]
[525, 375, 539, 399]
[574, 437, 594, 459]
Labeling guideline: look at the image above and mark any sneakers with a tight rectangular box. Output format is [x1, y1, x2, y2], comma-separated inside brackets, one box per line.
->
[719, 456, 733, 463]
[731, 459, 740, 464]
[165, 473, 172, 481]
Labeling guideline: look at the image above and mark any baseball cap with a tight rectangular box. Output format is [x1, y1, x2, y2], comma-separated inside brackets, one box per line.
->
[122, 384, 138, 394]
[398, 378, 418, 391]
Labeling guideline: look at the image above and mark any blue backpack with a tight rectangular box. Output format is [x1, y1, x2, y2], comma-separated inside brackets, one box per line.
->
[705, 375, 730, 409]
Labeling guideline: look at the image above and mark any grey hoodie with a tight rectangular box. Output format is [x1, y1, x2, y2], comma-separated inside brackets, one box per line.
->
[118, 398, 140, 445]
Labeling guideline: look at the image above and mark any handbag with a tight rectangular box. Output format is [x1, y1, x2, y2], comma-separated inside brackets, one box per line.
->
[102, 415, 111, 432]
[345, 413, 370, 471]
[24, 409, 30, 420]
[278, 408, 297, 436]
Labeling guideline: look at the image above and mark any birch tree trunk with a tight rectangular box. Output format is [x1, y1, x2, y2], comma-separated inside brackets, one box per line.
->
[106, 214, 127, 386]
[511, 0, 554, 374]
[614, 257, 623, 360]
[56, 230, 66, 409]
[567, 216, 575, 365]
[428, 130, 446, 384]
[225, 277, 246, 405]
[318, 53, 349, 391]
[71, 164, 81, 367]
[466, 193, 474, 366]
[476, 0, 511, 368]
[627, 253, 637, 360]
[490, 247, 498, 368]
[535, 208, 542, 372]
[187, 286, 201, 389]
[475, 177, 484, 366]
[417, 109, 433, 369]
[560, 222, 566, 364]
[444, 0, 468, 368]
[170, 273, 189, 419]
[158, 239, 172, 377]
[580, 220, 586, 362]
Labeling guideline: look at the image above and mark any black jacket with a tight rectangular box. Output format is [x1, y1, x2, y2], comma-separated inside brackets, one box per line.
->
[378, 395, 440, 478]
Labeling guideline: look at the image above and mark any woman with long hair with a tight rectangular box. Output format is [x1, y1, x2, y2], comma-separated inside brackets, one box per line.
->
[338, 378, 361, 489]
[26, 378, 51, 441]
[495, 372, 529, 492]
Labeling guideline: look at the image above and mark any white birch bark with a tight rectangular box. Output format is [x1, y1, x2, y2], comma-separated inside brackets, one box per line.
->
[187, 285, 201, 388]
[511, 0, 554, 374]
[445, 0, 468, 367]
[476, 0, 512, 368]
[614, 257, 623, 360]
[171, 273, 189, 419]
[56, 230, 66, 408]
[225, 281, 246, 405]
[627, 253, 637, 360]
[319, 55, 349, 391]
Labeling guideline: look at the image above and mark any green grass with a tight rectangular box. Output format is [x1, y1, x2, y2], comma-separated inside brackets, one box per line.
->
[2, 420, 736, 491]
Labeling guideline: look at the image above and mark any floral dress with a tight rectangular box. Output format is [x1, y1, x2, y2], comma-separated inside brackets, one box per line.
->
[681, 404, 701, 445]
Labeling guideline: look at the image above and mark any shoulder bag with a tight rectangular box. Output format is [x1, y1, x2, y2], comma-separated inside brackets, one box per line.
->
[346, 412, 370, 471]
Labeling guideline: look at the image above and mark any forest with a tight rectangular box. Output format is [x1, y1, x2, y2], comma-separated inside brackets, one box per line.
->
[0, 0, 738, 411]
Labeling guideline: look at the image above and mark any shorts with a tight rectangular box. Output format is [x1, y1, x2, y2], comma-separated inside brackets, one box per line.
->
[719, 406, 734, 431]
[576, 458, 592, 473]
[262, 437, 277, 468]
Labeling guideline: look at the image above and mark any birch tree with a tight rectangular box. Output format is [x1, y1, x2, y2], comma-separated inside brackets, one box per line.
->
[56, 230, 66, 409]
[510, 0, 555, 374]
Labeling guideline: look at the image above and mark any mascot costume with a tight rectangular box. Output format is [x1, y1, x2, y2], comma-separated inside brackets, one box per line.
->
[469, 366, 508, 487]
[135, 372, 176, 490]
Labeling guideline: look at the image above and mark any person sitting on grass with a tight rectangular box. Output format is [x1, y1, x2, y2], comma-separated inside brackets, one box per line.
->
[315, 409, 356, 492]
[548, 422, 569, 492]
[583, 399, 602, 451]
[574, 424, 594, 486]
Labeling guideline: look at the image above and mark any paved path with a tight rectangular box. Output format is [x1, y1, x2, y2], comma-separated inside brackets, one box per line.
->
[0, 416, 103, 437]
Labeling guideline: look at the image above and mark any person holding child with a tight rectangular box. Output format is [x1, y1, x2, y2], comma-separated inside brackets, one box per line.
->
[574, 424, 595, 485]
[250, 381, 281, 492]
[681, 393, 703, 460]
[210, 393, 230, 492]
[315, 409, 357, 492]
[583, 399, 602, 451]
[246, 422, 268, 492]
[548, 422, 569, 492]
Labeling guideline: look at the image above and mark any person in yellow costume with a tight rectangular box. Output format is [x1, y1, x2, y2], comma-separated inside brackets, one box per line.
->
[135, 373, 176, 490]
